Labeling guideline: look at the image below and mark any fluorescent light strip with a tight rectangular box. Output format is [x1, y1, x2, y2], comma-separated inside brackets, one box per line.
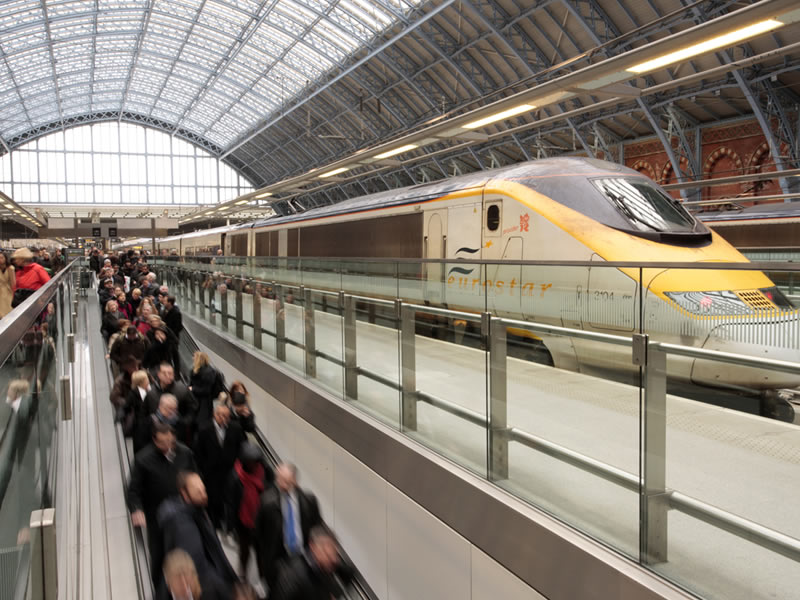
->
[462, 104, 536, 130]
[627, 20, 783, 74]
[318, 167, 351, 178]
[375, 144, 418, 159]
[254, 191, 273, 199]
[235, 199, 250, 205]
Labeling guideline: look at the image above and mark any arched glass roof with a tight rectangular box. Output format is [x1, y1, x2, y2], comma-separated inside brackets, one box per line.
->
[0, 0, 422, 151]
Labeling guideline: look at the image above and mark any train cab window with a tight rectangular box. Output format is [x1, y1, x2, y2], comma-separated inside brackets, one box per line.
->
[486, 204, 500, 231]
[593, 178, 697, 233]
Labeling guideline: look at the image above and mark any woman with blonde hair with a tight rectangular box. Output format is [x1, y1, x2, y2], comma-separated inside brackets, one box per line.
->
[101, 299, 123, 343]
[190, 351, 224, 428]
[0, 252, 15, 317]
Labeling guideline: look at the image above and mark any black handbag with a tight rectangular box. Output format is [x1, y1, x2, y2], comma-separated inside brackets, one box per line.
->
[11, 288, 34, 308]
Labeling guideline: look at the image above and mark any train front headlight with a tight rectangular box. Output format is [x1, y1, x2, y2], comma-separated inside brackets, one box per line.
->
[665, 290, 753, 315]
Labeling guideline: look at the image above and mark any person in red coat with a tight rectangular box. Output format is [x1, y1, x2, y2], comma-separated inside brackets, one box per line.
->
[11, 248, 50, 305]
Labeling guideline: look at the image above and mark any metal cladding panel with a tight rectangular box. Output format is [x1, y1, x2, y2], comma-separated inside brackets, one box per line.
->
[255, 231, 270, 256]
[711, 222, 800, 248]
[269, 231, 279, 257]
[299, 213, 423, 258]
[118, 219, 152, 230]
[229, 232, 248, 256]
[288, 228, 299, 257]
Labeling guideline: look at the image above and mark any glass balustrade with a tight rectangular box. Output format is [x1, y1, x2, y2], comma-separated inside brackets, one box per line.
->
[0, 262, 76, 599]
[154, 257, 800, 600]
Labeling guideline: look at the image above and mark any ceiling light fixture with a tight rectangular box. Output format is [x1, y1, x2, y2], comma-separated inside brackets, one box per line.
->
[254, 191, 273, 199]
[318, 167, 351, 178]
[627, 19, 783, 74]
[235, 199, 250, 205]
[375, 144, 419, 159]
[462, 104, 536, 130]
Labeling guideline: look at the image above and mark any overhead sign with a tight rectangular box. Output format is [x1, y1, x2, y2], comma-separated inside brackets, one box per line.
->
[109, 227, 117, 237]
[92, 227, 101, 237]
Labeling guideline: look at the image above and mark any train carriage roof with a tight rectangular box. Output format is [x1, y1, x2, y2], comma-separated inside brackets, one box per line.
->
[249, 157, 638, 229]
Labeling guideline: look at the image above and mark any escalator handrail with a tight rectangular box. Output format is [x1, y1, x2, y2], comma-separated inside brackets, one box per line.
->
[0, 259, 78, 369]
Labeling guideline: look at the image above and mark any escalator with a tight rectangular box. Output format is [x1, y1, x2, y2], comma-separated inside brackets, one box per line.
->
[176, 331, 378, 600]
[92, 278, 377, 599]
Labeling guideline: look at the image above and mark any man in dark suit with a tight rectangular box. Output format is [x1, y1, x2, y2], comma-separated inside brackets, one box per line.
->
[127, 422, 197, 587]
[193, 404, 245, 528]
[162, 296, 183, 339]
[158, 472, 237, 596]
[272, 528, 353, 600]
[254, 463, 322, 593]
[145, 363, 195, 443]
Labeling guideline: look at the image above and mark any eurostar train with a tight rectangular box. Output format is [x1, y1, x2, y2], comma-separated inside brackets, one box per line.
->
[144, 158, 800, 404]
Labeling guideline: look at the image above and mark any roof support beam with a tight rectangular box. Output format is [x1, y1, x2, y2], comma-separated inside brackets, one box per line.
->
[119, 0, 156, 119]
[636, 97, 688, 200]
[729, 67, 791, 195]
[39, 0, 65, 129]
[220, 0, 459, 160]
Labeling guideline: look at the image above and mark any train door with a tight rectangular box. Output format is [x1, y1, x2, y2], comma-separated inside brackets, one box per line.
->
[424, 209, 447, 304]
[587, 253, 636, 332]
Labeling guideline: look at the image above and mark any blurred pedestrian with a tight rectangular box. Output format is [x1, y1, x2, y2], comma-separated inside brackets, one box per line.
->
[158, 472, 237, 594]
[189, 352, 225, 429]
[194, 404, 244, 528]
[254, 463, 322, 593]
[0, 252, 16, 317]
[225, 442, 272, 575]
[271, 528, 353, 600]
[127, 422, 196, 588]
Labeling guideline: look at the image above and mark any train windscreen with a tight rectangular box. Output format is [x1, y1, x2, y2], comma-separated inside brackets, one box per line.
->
[592, 177, 698, 233]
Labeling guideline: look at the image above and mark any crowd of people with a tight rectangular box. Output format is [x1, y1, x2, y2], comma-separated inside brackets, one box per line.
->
[89, 247, 354, 600]
[0, 246, 65, 318]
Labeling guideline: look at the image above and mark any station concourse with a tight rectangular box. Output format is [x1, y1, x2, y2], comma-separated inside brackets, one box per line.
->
[2, 1, 800, 599]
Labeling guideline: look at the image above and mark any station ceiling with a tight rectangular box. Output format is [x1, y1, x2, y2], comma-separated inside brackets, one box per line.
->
[0, 0, 799, 217]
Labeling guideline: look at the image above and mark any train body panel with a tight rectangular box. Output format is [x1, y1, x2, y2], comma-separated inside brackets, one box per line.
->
[143, 157, 800, 392]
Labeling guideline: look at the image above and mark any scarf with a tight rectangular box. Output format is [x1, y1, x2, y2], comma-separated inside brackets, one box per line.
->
[235, 459, 265, 529]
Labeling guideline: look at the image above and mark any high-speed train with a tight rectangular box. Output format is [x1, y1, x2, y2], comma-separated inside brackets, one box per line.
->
[134, 158, 800, 406]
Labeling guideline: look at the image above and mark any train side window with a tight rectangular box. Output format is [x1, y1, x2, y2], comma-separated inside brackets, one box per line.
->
[486, 204, 500, 231]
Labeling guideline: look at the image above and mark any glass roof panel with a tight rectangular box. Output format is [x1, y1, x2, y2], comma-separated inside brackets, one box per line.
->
[0, 0, 423, 152]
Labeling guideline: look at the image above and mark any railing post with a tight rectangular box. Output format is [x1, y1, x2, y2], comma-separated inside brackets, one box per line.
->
[235, 277, 244, 340]
[60, 375, 72, 421]
[29, 508, 57, 600]
[208, 285, 216, 326]
[304, 287, 316, 378]
[488, 315, 509, 481]
[253, 283, 262, 350]
[67, 333, 75, 363]
[640, 336, 669, 565]
[220, 283, 228, 332]
[400, 304, 417, 431]
[189, 271, 196, 316]
[343, 293, 358, 400]
[275, 284, 286, 361]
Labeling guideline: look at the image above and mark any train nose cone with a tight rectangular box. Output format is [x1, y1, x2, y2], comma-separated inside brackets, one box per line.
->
[690, 316, 800, 390]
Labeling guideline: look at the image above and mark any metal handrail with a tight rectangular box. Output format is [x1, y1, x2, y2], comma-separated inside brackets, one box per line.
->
[499, 316, 633, 347]
[164, 262, 800, 568]
[154, 257, 800, 272]
[0, 260, 77, 368]
[652, 341, 800, 376]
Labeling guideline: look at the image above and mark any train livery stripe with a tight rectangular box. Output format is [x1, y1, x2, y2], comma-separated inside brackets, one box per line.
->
[491, 180, 773, 297]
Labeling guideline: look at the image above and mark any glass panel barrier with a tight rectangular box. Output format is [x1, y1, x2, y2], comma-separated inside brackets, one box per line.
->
[155, 257, 800, 600]
[0, 262, 72, 599]
[643, 265, 800, 600]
